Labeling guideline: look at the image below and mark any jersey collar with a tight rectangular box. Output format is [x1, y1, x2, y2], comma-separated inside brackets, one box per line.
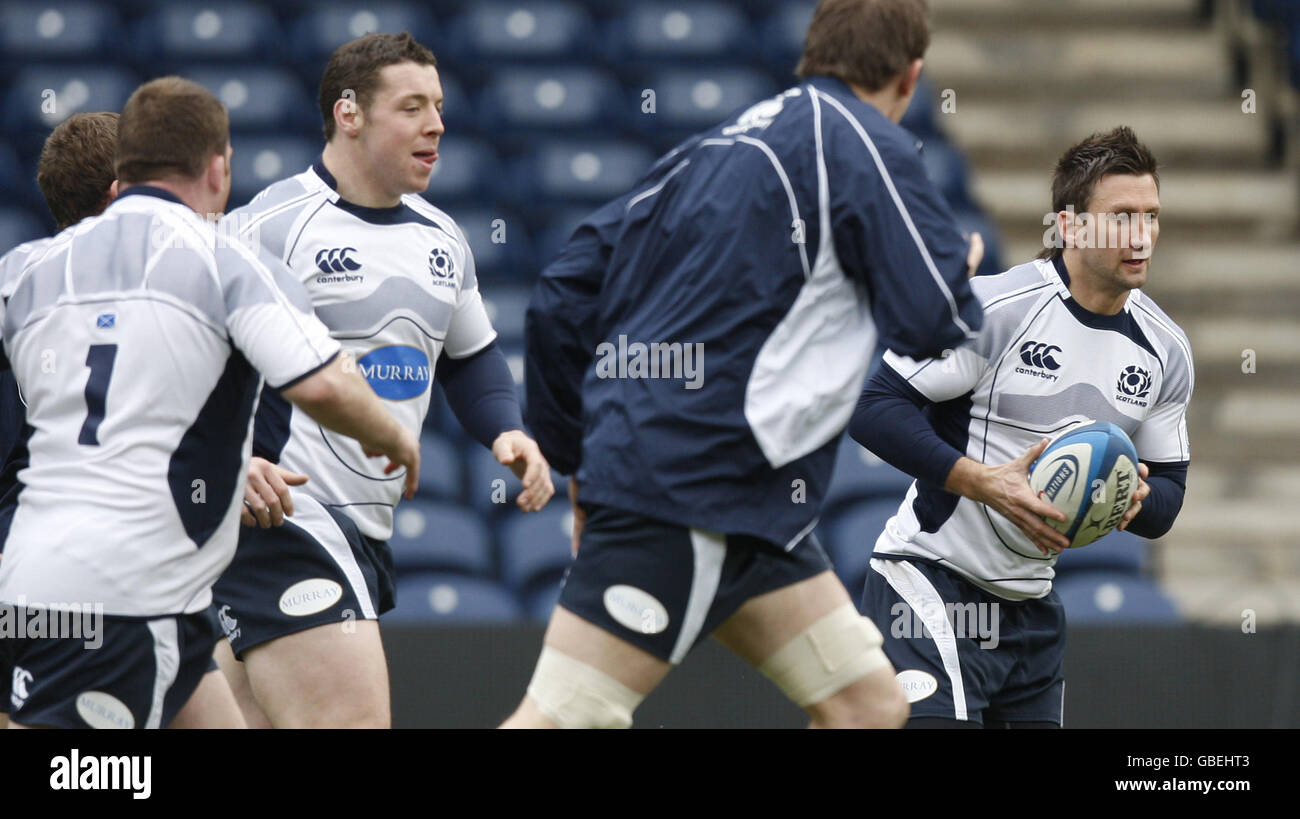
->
[116, 185, 187, 208]
[310, 156, 415, 226]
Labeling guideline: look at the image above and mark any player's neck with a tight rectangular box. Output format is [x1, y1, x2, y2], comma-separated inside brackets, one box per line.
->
[121, 180, 216, 218]
[1060, 251, 1130, 316]
[320, 142, 402, 209]
[848, 82, 908, 122]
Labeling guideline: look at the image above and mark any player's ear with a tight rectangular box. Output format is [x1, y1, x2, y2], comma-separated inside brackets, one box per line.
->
[898, 59, 923, 100]
[1057, 210, 1076, 249]
[333, 94, 362, 137]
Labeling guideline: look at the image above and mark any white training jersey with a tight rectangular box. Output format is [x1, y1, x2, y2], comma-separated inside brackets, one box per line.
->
[225, 161, 496, 541]
[874, 256, 1194, 600]
[0, 188, 340, 616]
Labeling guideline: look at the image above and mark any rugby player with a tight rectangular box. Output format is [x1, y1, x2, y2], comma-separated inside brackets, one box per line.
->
[0, 77, 420, 729]
[212, 32, 553, 728]
[503, 0, 984, 728]
[851, 126, 1192, 727]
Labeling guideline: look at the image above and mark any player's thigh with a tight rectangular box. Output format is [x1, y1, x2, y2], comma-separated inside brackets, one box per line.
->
[242, 619, 390, 729]
[168, 664, 246, 729]
[713, 570, 903, 726]
[211, 637, 271, 729]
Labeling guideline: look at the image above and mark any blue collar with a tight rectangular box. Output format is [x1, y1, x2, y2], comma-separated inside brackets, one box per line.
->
[312, 156, 415, 225]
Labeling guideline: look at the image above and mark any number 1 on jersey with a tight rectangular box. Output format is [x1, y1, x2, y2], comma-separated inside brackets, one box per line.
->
[78, 344, 118, 445]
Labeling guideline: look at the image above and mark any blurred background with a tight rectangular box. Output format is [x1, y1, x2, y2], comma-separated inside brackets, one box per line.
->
[0, 0, 1296, 725]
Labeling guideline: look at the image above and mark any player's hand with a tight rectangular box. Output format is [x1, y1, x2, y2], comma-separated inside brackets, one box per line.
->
[367, 429, 421, 500]
[568, 477, 584, 556]
[492, 430, 555, 512]
[951, 440, 1070, 556]
[1117, 462, 1151, 532]
[241, 457, 309, 528]
[965, 232, 984, 278]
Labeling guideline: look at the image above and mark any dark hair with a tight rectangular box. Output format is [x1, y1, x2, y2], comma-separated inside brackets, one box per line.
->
[117, 77, 229, 185]
[319, 32, 438, 141]
[1041, 126, 1160, 259]
[37, 112, 119, 230]
[796, 0, 930, 92]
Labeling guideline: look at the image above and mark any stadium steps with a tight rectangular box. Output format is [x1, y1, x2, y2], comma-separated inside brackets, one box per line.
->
[921, 0, 1300, 619]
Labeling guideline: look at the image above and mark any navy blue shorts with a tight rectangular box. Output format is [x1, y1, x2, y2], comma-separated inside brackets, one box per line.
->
[212, 497, 395, 660]
[0, 605, 219, 729]
[863, 556, 1066, 726]
[557, 503, 833, 664]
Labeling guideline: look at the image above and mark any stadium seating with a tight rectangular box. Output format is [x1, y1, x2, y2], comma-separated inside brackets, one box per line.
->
[133, 2, 281, 63]
[1054, 529, 1149, 575]
[608, 2, 751, 64]
[388, 498, 493, 576]
[635, 67, 777, 139]
[480, 285, 532, 346]
[519, 139, 656, 205]
[288, 3, 437, 66]
[183, 67, 315, 134]
[386, 573, 523, 623]
[1054, 572, 1181, 624]
[0, 1, 123, 64]
[824, 436, 914, 511]
[441, 207, 534, 283]
[417, 432, 463, 501]
[421, 136, 504, 204]
[445, 2, 597, 63]
[226, 134, 317, 208]
[0, 208, 44, 252]
[824, 497, 898, 597]
[498, 505, 573, 594]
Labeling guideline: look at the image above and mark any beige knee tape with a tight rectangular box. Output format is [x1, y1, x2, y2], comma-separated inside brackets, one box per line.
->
[758, 605, 890, 707]
[526, 647, 645, 729]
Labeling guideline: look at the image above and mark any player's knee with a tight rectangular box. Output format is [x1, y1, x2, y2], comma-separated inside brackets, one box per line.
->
[524, 646, 644, 729]
[758, 604, 903, 727]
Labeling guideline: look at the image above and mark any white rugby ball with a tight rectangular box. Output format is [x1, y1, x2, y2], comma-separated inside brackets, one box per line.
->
[1028, 420, 1140, 549]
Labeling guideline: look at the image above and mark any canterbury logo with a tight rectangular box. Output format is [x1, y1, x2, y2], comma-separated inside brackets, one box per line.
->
[315, 247, 361, 273]
[1019, 341, 1062, 370]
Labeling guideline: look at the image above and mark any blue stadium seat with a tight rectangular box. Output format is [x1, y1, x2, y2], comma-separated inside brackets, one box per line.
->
[289, 3, 437, 64]
[481, 285, 531, 346]
[447, 1, 596, 62]
[0, 208, 45, 254]
[0, 142, 41, 211]
[1054, 572, 1180, 625]
[498, 506, 574, 593]
[183, 67, 314, 133]
[388, 499, 493, 576]
[919, 138, 973, 212]
[533, 206, 595, 268]
[227, 134, 316, 208]
[421, 136, 503, 205]
[443, 208, 536, 283]
[520, 140, 656, 205]
[0, 2, 122, 64]
[758, 1, 817, 72]
[523, 583, 562, 623]
[4, 65, 138, 133]
[417, 431, 462, 501]
[610, 2, 751, 62]
[1054, 529, 1148, 575]
[824, 498, 898, 597]
[638, 68, 777, 134]
[477, 68, 622, 134]
[386, 573, 523, 624]
[135, 2, 281, 62]
[825, 436, 914, 509]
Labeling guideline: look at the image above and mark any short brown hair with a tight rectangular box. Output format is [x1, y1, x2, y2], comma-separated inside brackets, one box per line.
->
[796, 0, 930, 91]
[319, 32, 438, 141]
[37, 112, 119, 230]
[1040, 126, 1160, 258]
[116, 76, 229, 185]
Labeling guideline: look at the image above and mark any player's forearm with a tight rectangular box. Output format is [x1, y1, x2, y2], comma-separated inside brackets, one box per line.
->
[281, 356, 407, 455]
[435, 342, 524, 449]
[1124, 464, 1188, 539]
[849, 368, 966, 488]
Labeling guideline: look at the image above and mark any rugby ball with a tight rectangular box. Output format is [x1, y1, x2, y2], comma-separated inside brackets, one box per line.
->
[1028, 420, 1140, 549]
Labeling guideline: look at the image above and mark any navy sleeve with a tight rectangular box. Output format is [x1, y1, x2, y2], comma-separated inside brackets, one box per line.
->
[849, 364, 966, 488]
[524, 197, 624, 476]
[1125, 460, 1188, 539]
[435, 341, 524, 449]
[828, 128, 983, 360]
[251, 386, 292, 463]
